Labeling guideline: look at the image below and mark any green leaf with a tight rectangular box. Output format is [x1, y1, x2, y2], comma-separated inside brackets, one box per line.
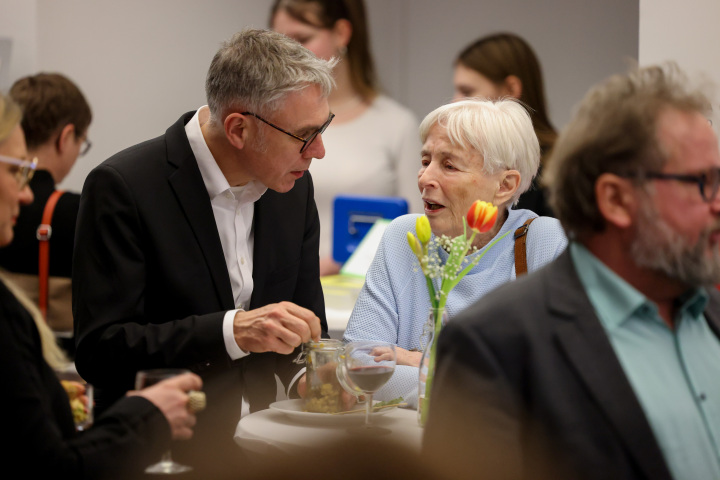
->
[374, 397, 404, 408]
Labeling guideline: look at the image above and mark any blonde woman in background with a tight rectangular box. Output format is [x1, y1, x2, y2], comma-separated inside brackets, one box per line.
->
[271, 0, 423, 275]
[0, 93, 201, 479]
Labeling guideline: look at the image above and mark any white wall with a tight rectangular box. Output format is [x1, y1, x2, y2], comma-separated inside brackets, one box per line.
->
[1, 0, 639, 191]
[368, 0, 638, 130]
[639, 0, 720, 128]
[34, 0, 272, 190]
[0, 0, 37, 90]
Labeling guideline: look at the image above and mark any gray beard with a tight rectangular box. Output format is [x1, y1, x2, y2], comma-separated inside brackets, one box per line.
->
[631, 200, 720, 287]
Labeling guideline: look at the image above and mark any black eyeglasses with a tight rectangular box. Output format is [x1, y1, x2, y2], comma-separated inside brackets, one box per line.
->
[241, 112, 335, 153]
[0, 155, 38, 189]
[641, 168, 720, 203]
[55, 130, 92, 157]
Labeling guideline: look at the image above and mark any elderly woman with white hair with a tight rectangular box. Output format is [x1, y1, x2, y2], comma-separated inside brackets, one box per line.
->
[343, 99, 567, 407]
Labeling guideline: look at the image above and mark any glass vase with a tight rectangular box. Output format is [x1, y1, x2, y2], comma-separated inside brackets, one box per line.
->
[418, 306, 448, 427]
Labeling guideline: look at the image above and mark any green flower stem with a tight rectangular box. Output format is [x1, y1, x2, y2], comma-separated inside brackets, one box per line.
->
[420, 306, 444, 426]
[425, 276, 438, 310]
[420, 228, 512, 426]
[443, 230, 512, 293]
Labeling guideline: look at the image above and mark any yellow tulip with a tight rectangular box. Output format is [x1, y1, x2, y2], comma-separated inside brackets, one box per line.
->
[407, 232, 422, 258]
[416, 215, 432, 245]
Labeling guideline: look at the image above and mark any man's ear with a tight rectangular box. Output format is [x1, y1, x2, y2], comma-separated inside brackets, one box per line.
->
[595, 173, 637, 229]
[494, 169, 521, 206]
[224, 113, 249, 151]
[502, 75, 523, 99]
[56, 124, 76, 154]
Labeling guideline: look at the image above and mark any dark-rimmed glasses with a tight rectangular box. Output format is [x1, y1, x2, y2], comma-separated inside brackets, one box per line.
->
[640, 168, 720, 203]
[80, 139, 92, 157]
[0, 155, 37, 189]
[55, 132, 92, 157]
[241, 112, 335, 153]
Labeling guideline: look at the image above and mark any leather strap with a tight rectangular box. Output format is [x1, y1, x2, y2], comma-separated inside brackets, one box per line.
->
[514, 218, 536, 277]
[37, 190, 65, 320]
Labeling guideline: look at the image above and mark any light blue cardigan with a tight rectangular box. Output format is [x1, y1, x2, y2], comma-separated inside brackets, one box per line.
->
[343, 209, 568, 408]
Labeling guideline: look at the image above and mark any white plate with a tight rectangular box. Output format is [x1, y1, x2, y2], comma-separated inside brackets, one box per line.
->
[269, 399, 393, 425]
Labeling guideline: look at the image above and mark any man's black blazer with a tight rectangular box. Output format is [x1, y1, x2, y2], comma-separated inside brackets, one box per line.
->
[73, 112, 327, 470]
[424, 249, 720, 480]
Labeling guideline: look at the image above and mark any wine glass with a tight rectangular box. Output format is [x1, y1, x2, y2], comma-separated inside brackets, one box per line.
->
[338, 341, 396, 427]
[135, 368, 193, 475]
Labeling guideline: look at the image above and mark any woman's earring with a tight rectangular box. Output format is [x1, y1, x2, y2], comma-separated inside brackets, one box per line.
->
[338, 45, 348, 57]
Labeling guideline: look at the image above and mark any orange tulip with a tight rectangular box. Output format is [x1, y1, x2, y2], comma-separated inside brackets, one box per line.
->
[466, 200, 498, 233]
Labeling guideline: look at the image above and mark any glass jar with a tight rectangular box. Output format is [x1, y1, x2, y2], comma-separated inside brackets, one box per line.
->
[418, 307, 448, 426]
[299, 339, 345, 413]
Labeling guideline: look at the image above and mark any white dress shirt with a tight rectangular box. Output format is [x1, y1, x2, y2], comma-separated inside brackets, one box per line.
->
[185, 106, 267, 361]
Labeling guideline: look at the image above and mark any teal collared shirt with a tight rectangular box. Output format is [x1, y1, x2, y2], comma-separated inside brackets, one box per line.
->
[570, 243, 720, 480]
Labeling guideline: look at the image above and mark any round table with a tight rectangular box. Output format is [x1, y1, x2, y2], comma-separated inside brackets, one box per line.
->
[234, 405, 423, 455]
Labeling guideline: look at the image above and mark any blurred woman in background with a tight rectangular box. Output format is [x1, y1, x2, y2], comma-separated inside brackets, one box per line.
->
[271, 0, 422, 275]
[453, 32, 557, 216]
[0, 92, 201, 479]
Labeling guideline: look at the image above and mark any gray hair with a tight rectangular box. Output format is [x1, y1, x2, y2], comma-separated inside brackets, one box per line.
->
[544, 62, 714, 240]
[206, 28, 336, 124]
[419, 98, 540, 205]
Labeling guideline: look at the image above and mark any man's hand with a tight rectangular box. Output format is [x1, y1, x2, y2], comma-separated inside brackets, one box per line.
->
[233, 302, 321, 355]
[373, 345, 421, 367]
[128, 373, 202, 440]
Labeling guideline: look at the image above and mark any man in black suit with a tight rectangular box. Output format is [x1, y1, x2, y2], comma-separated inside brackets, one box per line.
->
[424, 63, 720, 480]
[0, 73, 91, 351]
[73, 29, 335, 475]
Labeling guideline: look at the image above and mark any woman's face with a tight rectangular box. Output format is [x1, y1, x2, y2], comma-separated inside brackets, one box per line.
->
[272, 9, 340, 61]
[453, 63, 504, 101]
[418, 123, 504, 239]
[0, 125, 34, 246]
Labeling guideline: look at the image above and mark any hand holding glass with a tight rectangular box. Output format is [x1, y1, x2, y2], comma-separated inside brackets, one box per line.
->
[134, 369, 194, 475]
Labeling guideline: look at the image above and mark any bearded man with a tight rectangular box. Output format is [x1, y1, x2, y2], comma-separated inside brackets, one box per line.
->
[423, 63, 720, 480]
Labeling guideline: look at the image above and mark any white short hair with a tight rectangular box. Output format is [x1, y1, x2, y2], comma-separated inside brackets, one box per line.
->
[419, 98, 540, 205]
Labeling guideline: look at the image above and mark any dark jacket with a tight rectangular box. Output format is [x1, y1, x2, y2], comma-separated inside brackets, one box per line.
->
[0, 170, 79, 277]
[424, 249, 720, 480]
[0, 280, 169, 479]
[73, 111, 326, 474]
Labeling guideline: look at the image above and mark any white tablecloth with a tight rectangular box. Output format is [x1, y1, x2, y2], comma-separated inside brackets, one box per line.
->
[234, 407, 423, 455]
